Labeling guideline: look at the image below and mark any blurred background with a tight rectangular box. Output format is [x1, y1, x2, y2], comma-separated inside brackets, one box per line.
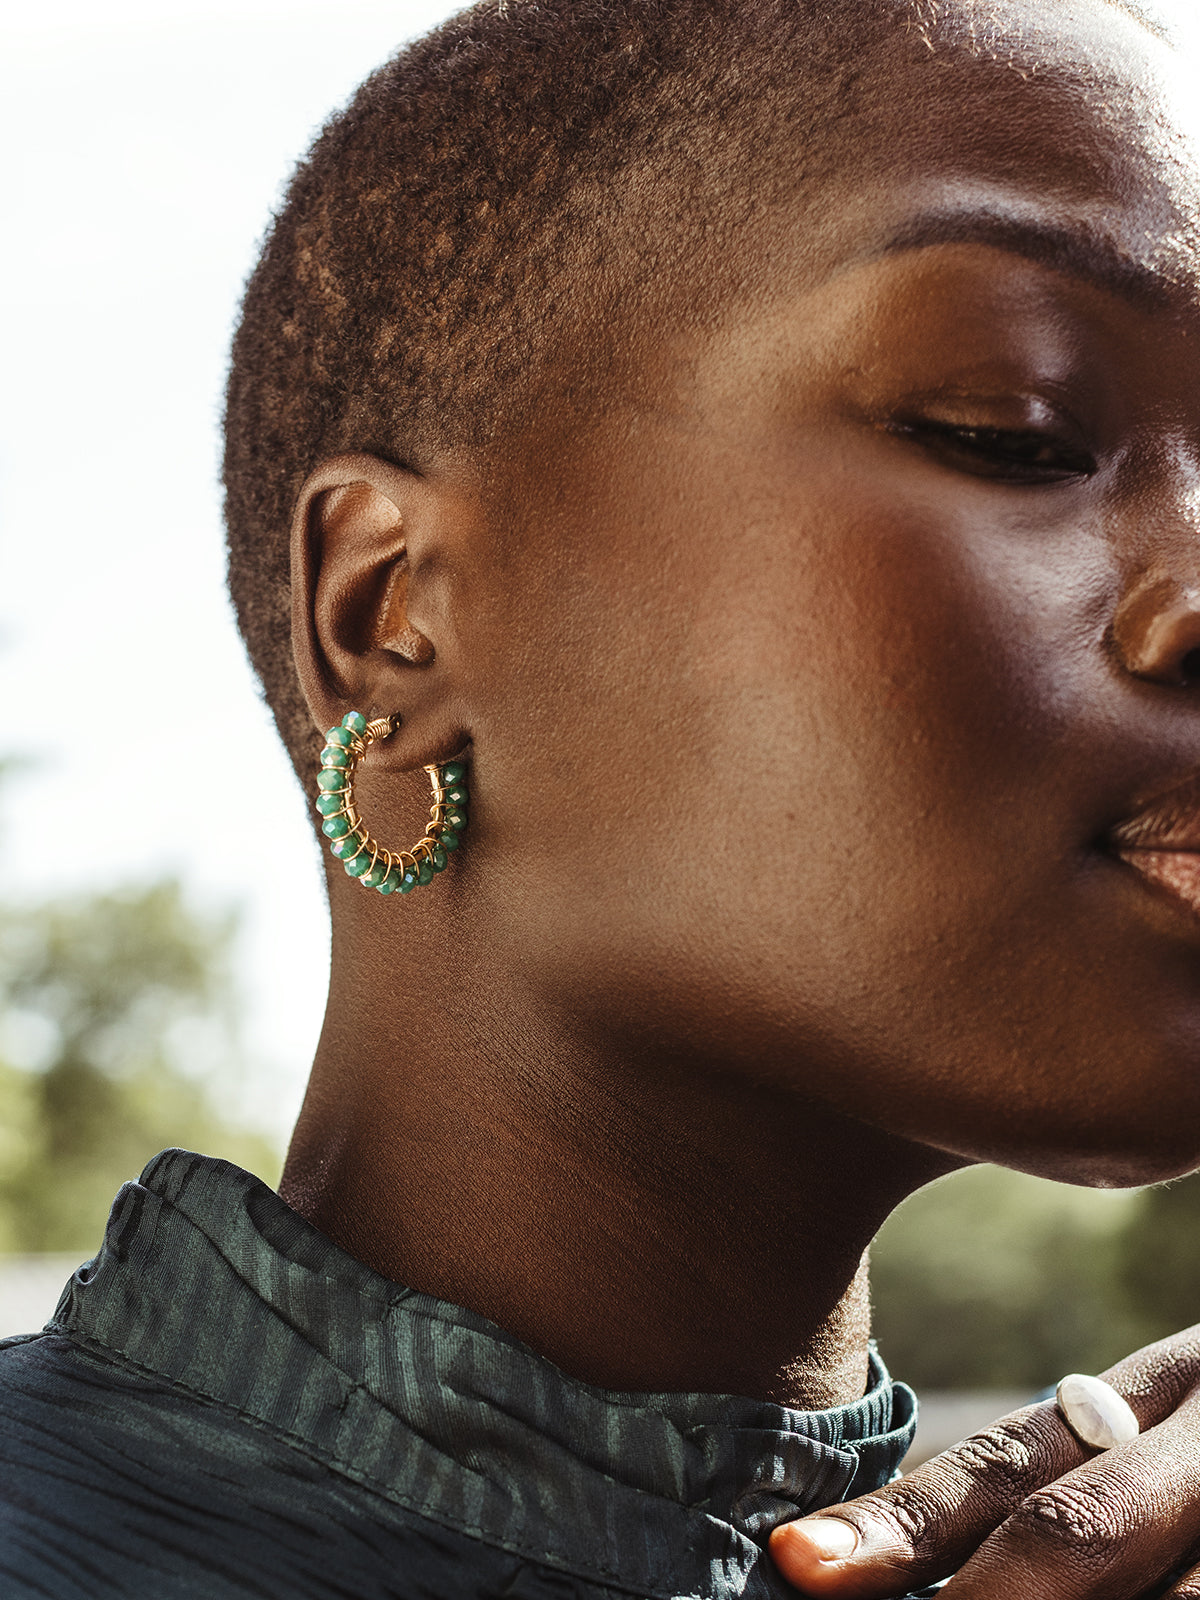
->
[2, 0, 1198, 1463]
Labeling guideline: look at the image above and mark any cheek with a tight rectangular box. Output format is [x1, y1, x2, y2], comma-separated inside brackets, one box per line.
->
[495, 430, 1061, 984]
[476, 431, 1200, 1180]
[659, 446, 1071, 922]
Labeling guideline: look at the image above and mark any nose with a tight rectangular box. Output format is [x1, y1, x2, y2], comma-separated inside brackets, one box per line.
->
[1112, 575, 1200, 687]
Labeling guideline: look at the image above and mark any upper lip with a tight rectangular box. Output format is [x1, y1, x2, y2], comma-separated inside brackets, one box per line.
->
[1109, 769, 1200, 853]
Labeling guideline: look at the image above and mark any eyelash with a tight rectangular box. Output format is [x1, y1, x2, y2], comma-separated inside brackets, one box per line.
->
[891, 419, 1098, 484]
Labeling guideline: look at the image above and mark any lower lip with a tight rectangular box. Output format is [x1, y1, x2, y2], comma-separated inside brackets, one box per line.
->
[1118, 850, 1200, 921]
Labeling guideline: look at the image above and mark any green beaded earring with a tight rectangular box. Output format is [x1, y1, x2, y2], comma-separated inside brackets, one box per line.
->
[315, 711, 469, 896]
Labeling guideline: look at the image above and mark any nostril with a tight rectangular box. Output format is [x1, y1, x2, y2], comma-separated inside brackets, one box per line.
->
[1112, 577, 1200, 685]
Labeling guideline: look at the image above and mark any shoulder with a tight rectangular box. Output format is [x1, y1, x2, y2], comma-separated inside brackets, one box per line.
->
[0, 1325, 184, 1426]
[0, 1332, 622, 1600]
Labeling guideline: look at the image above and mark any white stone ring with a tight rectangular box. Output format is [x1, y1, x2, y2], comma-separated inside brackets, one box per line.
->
[1055, 1373, 1141, 1452]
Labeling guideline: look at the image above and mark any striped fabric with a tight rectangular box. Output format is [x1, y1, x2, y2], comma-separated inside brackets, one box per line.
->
[0, 1150, 925, 1599]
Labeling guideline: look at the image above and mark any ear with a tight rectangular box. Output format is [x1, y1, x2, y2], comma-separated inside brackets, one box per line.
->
[290, 453, 469, 770]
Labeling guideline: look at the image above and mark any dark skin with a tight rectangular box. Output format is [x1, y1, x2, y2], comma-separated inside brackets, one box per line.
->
[281, 1, 1200, 1592]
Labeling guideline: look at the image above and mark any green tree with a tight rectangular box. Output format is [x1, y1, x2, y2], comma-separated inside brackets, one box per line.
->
[0, 880, 279, 1253]
[1118, 1172, 1200, 1340]
[870, 1165, 1153, 1391]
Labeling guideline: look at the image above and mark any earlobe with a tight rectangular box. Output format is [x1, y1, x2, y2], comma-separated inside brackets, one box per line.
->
[289, 453, 459, 765]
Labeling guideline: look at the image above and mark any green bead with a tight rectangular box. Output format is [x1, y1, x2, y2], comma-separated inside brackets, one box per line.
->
[361, 859, 389, 889]
[417, 858, 435, 886]
[442, 785, 468, 808]
[317, 768, 348, 793]
[377, 868, 400, 895]
[316, 793, 345, 817]
[345, 851, 373, 878]
[322, 815, 352, 840]
[331, 833, 364, 860]
[430, 844, 448, 872]
[439, 829, 460, 852]
[320, 745, 350, 769]
[443, 809, 467, 833]
[400, 866, 421, 894]
[342, 711, 368, 735]
[441, 762, 467, 785]
[325, 726, 355, 748]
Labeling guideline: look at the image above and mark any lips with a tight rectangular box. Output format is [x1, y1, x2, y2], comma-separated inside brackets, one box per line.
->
[1110, 770, 1200, 920]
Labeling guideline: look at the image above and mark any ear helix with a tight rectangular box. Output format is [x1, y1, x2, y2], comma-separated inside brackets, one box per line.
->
[314, 711, 468, 895]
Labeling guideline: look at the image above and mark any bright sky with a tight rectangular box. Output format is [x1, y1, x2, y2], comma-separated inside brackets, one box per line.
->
[3, 2, 1198, 1143]
[0, 1, 460, 1138]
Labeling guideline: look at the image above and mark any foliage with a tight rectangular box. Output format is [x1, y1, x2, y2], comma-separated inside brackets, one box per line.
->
[871, 1165, 1159, 1392]
[0, 880, 279, 1254]
[1118, 1172, 1200, 1340]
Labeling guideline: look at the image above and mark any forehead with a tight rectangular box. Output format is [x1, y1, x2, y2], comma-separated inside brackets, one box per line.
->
[721, 0, 1200, 324]
[868, 3, 1197, 235]
[519, 1, 1200, 435]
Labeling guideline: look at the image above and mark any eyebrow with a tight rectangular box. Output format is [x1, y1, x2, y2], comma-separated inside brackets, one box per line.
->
[879, 208, 1193, 312]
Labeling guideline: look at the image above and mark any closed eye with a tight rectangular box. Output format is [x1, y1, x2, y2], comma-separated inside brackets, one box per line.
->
[889, 419, 1098, 483]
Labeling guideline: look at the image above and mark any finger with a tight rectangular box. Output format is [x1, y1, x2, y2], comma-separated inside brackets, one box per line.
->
[1104, 1327, 1200, 1420]
[931, 1393, 1200, 1600]
[1163, 1559, 1200, 1598]
[770, 1349, 1200, 1600]
[769, 1401, 1087, 1597]
[770, 1329, 1200, 1598]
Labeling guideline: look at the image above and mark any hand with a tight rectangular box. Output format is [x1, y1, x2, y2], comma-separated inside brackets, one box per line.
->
[769, 1327, 1200, 1598]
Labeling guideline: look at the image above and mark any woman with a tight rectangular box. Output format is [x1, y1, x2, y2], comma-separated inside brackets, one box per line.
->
[3, 0, 1200, 1595]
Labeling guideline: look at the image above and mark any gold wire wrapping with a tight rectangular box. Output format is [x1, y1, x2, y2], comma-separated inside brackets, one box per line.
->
[331, 715, 451, 883]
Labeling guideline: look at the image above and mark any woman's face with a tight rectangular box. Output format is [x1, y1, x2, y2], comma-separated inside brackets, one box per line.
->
[452, 0, 1200, 1185]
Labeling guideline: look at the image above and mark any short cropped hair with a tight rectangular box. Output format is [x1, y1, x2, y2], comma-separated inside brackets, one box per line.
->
[223, 0, 1166, 783]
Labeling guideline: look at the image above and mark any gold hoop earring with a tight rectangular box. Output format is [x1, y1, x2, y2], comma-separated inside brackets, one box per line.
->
[313, 712, 468, 896]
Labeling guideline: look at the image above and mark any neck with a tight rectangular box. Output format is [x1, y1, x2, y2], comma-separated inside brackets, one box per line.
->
[282, 921, 953, 1411]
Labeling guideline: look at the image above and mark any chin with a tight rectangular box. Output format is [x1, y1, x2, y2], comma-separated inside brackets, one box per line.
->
[996, 1110, 1200, 1192]
[918, 1036, 1200, 1192]
[958, 962, 1200, 1190]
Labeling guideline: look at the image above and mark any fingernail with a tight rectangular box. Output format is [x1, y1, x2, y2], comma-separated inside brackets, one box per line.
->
[792, 1517, 861, 1561]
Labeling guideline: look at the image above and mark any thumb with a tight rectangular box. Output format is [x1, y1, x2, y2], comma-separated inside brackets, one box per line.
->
[769, 1330, 1200, 1595]
[767, 1400, 1082, 1596]
[768, 1505, 928, 1598]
